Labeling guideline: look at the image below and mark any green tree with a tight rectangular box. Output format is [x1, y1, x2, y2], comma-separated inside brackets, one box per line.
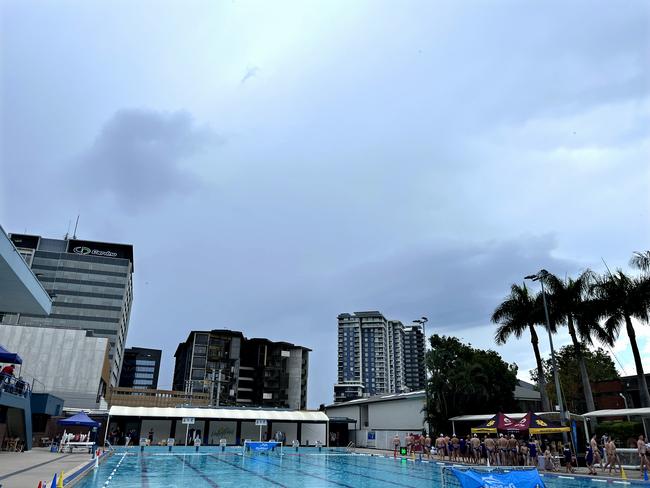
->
[630, 251, 650, 273]
[530, 345, 619, 413]
[544, 270, 611, 414]
[591, 270, 650, 407]
[492, 283, 551, 411]
[425, 334, 518, 435]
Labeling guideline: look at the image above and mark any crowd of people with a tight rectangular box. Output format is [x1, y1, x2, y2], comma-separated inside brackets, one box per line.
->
[392, 431, 650, 479]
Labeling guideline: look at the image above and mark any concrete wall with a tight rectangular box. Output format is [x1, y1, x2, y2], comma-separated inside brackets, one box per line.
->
[368, 397, 424, 430]
[0, 325, 108, 409]
[287, 349, 303, 410]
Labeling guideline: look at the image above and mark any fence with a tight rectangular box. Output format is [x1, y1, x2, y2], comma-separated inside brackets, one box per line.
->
[107, 387, 209, 408]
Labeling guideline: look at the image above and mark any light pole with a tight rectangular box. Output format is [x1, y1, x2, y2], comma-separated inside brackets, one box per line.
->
[414, 316, 429, 434]
[525, 270, 568, 442]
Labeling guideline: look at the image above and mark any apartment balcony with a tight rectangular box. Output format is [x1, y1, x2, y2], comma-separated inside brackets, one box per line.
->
[107, 387, 209, 408]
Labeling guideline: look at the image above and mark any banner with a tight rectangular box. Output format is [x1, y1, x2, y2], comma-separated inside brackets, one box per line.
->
[450, 468, 545, 488]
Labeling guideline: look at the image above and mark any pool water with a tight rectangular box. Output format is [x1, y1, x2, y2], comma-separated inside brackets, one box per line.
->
[75, 447, 649, 488]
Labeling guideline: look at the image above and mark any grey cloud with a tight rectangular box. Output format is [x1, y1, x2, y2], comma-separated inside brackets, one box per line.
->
[73, 109, 219, 210]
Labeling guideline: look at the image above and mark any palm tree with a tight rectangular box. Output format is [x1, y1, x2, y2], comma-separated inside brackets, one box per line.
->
[631, 251, 650, 273]
[544, 270, 612, 414]
[492, 283, 551, 412]
[591, 270, 650, 407]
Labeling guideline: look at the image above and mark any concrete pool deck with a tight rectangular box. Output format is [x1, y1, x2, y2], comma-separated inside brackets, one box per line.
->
[0, 448, 95, 488]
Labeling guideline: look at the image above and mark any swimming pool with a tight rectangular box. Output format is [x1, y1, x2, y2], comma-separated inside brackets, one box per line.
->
[75, 447, 649, 487]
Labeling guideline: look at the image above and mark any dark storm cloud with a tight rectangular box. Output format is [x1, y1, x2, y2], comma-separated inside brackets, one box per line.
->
[73, 109, 219, 210]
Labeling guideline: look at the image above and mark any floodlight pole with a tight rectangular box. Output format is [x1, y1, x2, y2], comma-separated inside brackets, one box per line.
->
[414, 316, 430, 434]
[525, 270, 568, 444]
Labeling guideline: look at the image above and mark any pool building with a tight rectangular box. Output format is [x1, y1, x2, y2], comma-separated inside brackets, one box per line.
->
[105, 406, 329, 446]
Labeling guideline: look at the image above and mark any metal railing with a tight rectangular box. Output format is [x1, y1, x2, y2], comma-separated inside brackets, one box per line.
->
[0, 374, 31, 398]
[107, 387, 209, 407]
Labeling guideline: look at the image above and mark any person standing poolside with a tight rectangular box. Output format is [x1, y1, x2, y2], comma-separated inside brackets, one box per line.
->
[528, 438, 538, 467]
[485, 435, 496, 465]
[638, 435, 650, 478]
[470, 434, 481, 464]
[507, 435, 518, 466]
[424, 434, 432, 458]
[459, 435, 466, 462]
[590, 434, 603, 471]
[450, 434, 459, 461]
[586, 441, 597, 475]
[519, 440, 529, 466]
[563, 444, 576, 473]
[436, 434, 446, 460]
[497, 434, 508, 465]
[406, 433, 413, 454]
[604, 438, 622, 475]
[392, 434, 401, 456]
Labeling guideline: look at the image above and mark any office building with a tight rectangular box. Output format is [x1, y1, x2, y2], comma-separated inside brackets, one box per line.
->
[118, 347, 161, 389]
[2, 233, 134, 387]
[334, 311, 426, 402]
[173, 329, 309, 410]
[403, 325, 426, 391]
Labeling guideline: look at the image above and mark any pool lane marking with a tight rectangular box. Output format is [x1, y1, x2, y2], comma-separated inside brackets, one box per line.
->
[208, 455, 288, 487]
[247, 456, 356, 488]
[174, 455, 220, 487]
[104, 452, 127, 487]
[140, 454, 150, 488]
[285, 455, 426, 487]
[297, 454, 438, 483]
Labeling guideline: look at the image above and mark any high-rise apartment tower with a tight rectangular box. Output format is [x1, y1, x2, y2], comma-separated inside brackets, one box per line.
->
[334, 311, 426, 402]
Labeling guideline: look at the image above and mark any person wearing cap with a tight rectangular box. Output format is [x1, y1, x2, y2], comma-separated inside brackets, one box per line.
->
[485, 435, 496, 465]
[424, 434, 432, 459]
[507, 434, 518, 466]
[637, 435, 650, 479]
[470, 434, 481, 464]
[435, 434, 446, 460]
[497, 433, 508, 465]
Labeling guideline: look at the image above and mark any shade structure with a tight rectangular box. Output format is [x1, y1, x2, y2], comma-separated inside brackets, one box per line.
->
[525, 412, 570, 434]
[0, 344, 22, 364]
[471, 412, 522, 434]
[57, 412, 100, 427]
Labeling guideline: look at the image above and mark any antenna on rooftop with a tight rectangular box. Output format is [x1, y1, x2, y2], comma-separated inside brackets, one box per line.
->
[64, 220, 72, 240]
[72, 215, 80, 239]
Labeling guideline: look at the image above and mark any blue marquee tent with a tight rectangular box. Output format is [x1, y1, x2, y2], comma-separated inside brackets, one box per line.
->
[0, 344, 22, 364]
[58, 412, 100, 427]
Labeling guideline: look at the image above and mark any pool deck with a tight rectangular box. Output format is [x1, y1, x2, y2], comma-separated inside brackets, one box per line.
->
[351, 447, 648, 482]
[0, 448, 94, 488]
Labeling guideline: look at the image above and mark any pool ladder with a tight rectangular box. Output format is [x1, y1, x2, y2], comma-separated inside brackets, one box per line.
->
[346, 442, 356, 453]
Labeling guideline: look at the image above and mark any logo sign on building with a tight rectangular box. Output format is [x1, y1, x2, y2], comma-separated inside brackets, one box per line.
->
[255, 419, 268, 426]
[66, 239, 134, 267]
[182, 417, 195, 425]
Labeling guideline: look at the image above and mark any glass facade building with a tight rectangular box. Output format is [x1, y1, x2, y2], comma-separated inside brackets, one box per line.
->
[335, 311, 425, 402]
[119, 347, 161, 389]
[2, 233, 134, 387]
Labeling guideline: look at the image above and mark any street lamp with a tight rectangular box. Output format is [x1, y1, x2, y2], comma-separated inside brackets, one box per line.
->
[414, 316, 430, 433]
[525, 270, 568, 441]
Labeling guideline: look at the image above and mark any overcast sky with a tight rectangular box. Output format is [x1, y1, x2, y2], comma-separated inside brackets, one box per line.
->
[1, 1, 648, 408]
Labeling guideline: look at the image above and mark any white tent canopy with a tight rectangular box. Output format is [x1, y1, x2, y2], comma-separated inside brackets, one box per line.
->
[108, 406, 329, 422]
[449, 411, 585, 422]
[582, 408, 650, 418]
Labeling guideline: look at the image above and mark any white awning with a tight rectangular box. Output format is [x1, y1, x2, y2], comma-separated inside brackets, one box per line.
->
[449, 411, 585, 421]
[108, 406, 329, 422]
[582, 408, 650, 418]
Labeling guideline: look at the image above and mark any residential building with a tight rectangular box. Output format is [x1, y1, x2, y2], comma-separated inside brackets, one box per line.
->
[2, 233, 134, 386]
[118, 347, 161, 389]
[335, 311, 426, 402]
[173, 330, 310, 410]
[403, 325, 426, 391]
